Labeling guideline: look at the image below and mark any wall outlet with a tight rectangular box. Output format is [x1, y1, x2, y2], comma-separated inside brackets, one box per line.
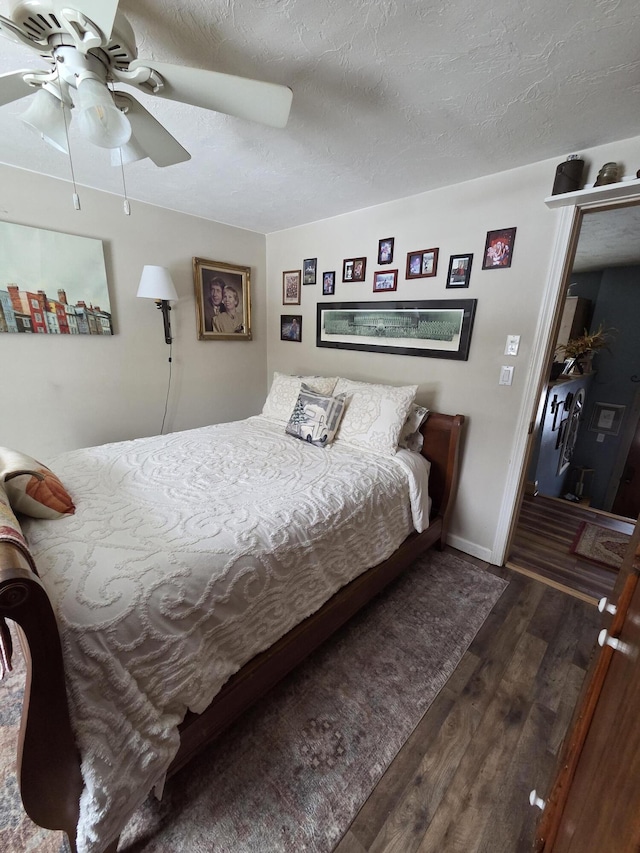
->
[505, 335, 521, 356]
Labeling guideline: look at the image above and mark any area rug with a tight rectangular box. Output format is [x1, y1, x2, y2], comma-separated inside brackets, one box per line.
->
[570, 520, 631, 570]
[0, 551, 507, 853]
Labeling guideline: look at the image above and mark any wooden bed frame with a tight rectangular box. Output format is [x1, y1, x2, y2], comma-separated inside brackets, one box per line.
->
[0, 411, 464, 853]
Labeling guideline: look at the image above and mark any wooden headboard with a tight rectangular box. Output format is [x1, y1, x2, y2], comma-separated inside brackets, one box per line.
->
[420, 412, 465, 520]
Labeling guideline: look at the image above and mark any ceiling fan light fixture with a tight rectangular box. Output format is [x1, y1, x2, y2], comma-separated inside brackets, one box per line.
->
[20, 86, 69, 153]
[73, 75, 131, 149]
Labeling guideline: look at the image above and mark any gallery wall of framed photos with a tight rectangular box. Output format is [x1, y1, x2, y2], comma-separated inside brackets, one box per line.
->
[276, 226, 516, 360]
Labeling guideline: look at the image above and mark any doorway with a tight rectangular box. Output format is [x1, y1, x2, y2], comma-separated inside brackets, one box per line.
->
[506, 198, 640, 600]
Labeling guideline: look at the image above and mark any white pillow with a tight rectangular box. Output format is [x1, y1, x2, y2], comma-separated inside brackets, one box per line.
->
[398, 404, 430, 452]
[262, 372, 338, 423]
[285, 384, 347, 447]
[333, 378, 418, 455]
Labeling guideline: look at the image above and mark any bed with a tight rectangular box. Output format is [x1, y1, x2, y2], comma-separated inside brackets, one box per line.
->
[0, 374, 464, 853]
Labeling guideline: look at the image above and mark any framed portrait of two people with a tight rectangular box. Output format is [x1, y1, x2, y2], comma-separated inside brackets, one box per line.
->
[194, 257, 252, 341]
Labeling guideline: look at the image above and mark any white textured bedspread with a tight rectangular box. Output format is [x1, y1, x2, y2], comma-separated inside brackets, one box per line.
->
[22, 416, 429, 853]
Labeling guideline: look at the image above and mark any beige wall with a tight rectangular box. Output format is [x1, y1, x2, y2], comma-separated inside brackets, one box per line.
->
[4, 136, 639, 561]
[265, 136, 640, 560]
[0, 165, 267, 458]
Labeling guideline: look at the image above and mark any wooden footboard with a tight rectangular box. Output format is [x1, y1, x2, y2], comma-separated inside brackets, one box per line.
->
[0, 411, 463, 853]
[0, 548, 83, 851]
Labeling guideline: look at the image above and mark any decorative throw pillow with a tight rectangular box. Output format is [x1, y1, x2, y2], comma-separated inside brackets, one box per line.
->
[285, 384, 347, 447]
[398, 404, 430, 452]
[261, 372, 338, 423]
[0, 446, 75, 519]
[333, 378, 418, 456]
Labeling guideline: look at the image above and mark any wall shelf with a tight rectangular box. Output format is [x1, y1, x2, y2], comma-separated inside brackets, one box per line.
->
[545, 177, 640, 209]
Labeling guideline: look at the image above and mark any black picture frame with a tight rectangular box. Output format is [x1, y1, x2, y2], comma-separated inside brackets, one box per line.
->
[281, 314, 302, 342]
[446, 254, 473, 288]
[342, 257, 367, 282]
[378, 237, 394, 265]
[322, 271, 336, 295]
[317, 299, 477, 360]
[303, 257, 317, 284]
[482, 227, 516, 269]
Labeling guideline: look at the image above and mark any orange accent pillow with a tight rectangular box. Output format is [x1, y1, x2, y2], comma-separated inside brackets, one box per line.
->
[0, 447, 75, 520]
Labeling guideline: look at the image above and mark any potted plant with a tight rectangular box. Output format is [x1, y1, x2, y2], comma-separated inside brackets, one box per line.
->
[555, 324, 615, 375]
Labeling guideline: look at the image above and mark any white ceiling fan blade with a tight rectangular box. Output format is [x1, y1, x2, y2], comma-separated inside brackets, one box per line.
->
[128, 59, 293, 129]
[0, 70, 36, 107]
[114, 92, 190, 167]
[52, 0, 120, 41]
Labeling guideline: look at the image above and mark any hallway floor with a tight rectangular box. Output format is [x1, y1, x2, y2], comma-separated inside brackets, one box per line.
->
[506, 493, 634, 603]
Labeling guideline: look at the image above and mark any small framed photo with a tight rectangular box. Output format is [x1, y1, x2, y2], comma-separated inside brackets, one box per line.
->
[343, 257, 367, 282]
[378, 237, 394, 265]
[482, 227, 516, 269]
[406, 248, 439, 279]
[194, 257, 251, 340]
[589, 402, 625, 436]
[322, 271, 336, 295]
[283, 270, 301, 305]
[303, 257, 317, 284]
[281, 314, 302, 342]
[446, 254, 473, 288]
[373, 269, 398, 293]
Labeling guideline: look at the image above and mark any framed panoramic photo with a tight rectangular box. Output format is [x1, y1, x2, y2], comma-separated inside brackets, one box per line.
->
[317, 298, 477, 360]
[194, 257, 251, 341]
[378, 237, 394, 265]
[482, 227, 516, 269]
[281, 314, 302, 342]
[303, 257, 317, 284]
[343, 257, 367, 282]
[373, 269, 398, 293]
[322, 271, 336, 295]
[446, 254, 473, 288]
[282, 269, 302, 305]
[406, 247, 439, 279]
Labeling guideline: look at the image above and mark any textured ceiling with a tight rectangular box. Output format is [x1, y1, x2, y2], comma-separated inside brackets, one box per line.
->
[572, 204, 640, 273]
[0, 0, 640, 233]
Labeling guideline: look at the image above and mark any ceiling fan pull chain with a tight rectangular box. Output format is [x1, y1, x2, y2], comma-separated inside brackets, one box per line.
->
[111, 83, 132, 216]
[116, 149, 131, 215]
[57, 66, 81, 210]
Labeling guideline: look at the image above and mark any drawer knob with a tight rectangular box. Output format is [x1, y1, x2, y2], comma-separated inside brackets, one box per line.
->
[598, 629, 632, 655]
[598, 597, 617, 615]
[529, 789, 545, 810]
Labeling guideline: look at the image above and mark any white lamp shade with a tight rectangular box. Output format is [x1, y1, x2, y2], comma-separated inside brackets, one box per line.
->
[110, 134, 147, 166]
[137, 266, 178, 301]
[20, 87, 69, 154]
[73, 76, 132, 149]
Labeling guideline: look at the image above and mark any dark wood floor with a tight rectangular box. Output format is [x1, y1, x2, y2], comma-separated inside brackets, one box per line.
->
[335, 547, 602, 853]
[506, 493, 634, 603]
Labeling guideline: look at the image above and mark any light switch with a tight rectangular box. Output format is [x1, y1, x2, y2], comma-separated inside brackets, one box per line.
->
[596, 433, 605, 443]
[499, 365, 514, 385]
[505, 335, 520, 356]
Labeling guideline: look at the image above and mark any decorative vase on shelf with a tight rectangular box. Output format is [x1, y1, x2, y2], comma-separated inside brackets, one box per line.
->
[594, 162, 619, 186]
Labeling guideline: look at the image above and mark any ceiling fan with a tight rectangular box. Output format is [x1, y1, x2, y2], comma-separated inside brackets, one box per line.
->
[0, 0, 293, 167]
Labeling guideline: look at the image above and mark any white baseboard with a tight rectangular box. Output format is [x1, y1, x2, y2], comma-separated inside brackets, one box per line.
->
[446, 533, 493, 564]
